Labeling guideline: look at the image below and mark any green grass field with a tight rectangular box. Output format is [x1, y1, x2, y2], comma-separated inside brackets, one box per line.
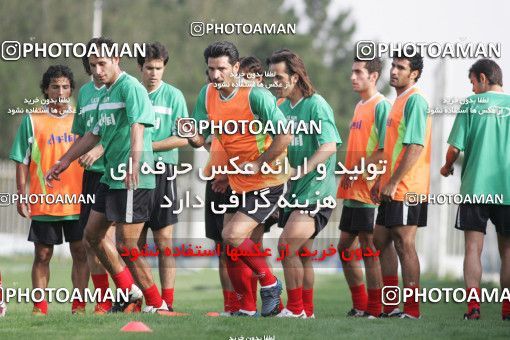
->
[0, 255, 508, 340]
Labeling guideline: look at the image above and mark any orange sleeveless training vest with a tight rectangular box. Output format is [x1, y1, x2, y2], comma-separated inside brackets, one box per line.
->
[28, 109, 83, 216]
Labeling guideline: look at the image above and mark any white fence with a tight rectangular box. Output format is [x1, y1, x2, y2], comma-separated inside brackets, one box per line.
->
[0, 143, 501, 281]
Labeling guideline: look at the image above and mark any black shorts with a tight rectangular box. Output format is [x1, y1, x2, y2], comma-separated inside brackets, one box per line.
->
[205, 181, 279, 242]
[79, 170, 103, 229]
[339, 206, 376, 234]
[92, 183, 154, 224]
[455, 204, 510, 236]
[375, 200, 428, 227]
[145, 163, 178, 230]
[205, 180, 228, 243]
[28, 219, 82, 245]
[278, 206, 333, 239]
[225, 183, 287, 224]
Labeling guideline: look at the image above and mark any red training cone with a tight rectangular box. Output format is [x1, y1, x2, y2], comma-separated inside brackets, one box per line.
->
[120, 321, 152, 332]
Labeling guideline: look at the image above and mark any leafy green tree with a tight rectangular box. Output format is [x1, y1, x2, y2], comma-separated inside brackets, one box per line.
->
[0, 0, 359, 161]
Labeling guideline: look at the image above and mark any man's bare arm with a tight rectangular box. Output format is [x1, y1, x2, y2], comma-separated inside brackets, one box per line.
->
[440, 145, 460, 177]
[61, 131, 100, 164]
[45, 131, 100, 184]
[78, 143, 104, 168]
[126, 123, 145, 189]
[15, 162, 30, 217]
[152, 136, 188, 152]
[379, 144, 423, 201]
[256, 132, 293, 166]
[301, 142, 337, 177]
[389, 144, 423, 186]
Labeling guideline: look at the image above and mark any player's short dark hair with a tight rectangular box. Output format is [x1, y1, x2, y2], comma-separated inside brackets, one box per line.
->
[267, 49, 316, 97]
[394, 47, 424, 82]
[240, 56, 263, 77]
[82, 37, 116, 76]
[353, 56, 383, 81]
[40, 65, 75, 99]
[203, 41, 239, 65]
[469, 59, 503, 86]
[137, 42, 169, 67]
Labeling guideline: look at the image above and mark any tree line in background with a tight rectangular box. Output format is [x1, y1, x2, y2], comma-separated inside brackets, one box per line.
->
[0, 0, 365, 160]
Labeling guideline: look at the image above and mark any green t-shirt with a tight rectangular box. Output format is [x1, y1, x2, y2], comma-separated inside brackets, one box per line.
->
[383, 92, 429, 176]
[447, 91, 510, 204]
[346, 98, 390, 209]
[192, 85, 287, 140]
[9, 113, 79, 222]
[402, 93, 429, 145]
[92, 72, 155, 189]
[71, 81, 106, 173]
[148, 81, 189, 164]
[375, 99, 392, 150]
[279, 94, 342, 211]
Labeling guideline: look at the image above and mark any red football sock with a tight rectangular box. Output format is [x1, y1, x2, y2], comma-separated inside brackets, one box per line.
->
[502, 299, 510, 318]
[279, 296, 284, 311]
[91, 273, 111, 307]
[143, 284, 163, 308]
[112, 267, 135, 292]
[302, 288, 314, 317]
[251, 274, 258, 305]
[383, 276, 399, 313]
[403, 285, 420, 317]
[467, 287, 481, 312]
[162, 288, 174, 308]
[286, 287, 304, 315]
[222, 290, 230, 312]
[229, 291, 241, 312]
[34, 299, 48, 314]
[226, 257, 256, 311]
[236, 239, 276, 287]
[367, 288, 382, 316]
[349, 284, 368, 311]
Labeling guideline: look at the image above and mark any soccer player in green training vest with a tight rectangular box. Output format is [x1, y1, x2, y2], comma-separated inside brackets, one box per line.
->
[45, 37, 169, 314]
[72, 38, 117, 315]
[268, 49, 341, 318]
[371, 49, 431, 319]
[441, 59, 510, 321]
[137, 42, 189, 311]
[337, 57, 391, 319]
[10, 65, 88, 315]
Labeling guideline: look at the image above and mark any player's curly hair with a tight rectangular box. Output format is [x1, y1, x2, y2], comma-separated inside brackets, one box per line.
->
[40, 65, 75, 99]
[267, 49, 316, 97]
